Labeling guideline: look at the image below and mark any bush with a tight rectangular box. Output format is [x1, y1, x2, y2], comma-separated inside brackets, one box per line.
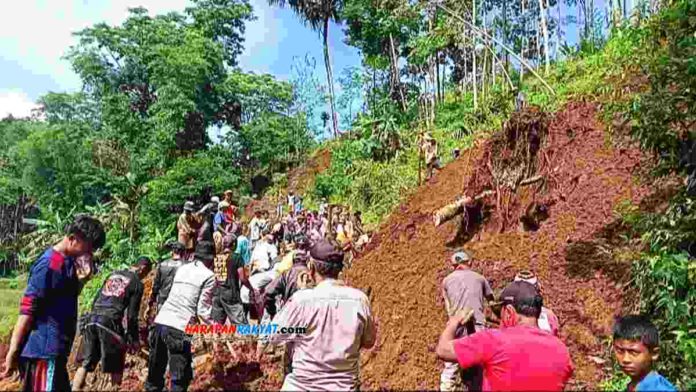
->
[141, 151, 242, 228]
[633, 251, 696, 389]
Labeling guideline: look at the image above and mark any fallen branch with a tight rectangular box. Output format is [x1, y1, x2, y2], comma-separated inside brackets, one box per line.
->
[434, 190, 495, 226]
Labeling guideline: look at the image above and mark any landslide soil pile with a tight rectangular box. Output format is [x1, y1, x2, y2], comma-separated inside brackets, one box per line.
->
[345, 102, 665, 390]
[245, 147, 332, 218]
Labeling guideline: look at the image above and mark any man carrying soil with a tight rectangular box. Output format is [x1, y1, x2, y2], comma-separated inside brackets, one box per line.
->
[72, 257, 152, 390]
[217, 234, 255, 326]
[269, 240, 376, 391]
[147, 241, 187, 324]
[177, 201, 208, 260]
[436, 281, 573, 391]
[420, 132, 442, 181]
[440, 250, 494, 391]
[2, 214, 105, 392]
[145, 241, 216, 392]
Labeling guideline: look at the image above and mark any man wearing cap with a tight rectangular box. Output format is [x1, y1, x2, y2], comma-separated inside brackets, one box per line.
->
[177, 201, 207, 259]
[436, 281, 573, 391]
[514, 271, 560, 337]
[440, 250, 494, 391]
[73, 257, 152, 390]
[269, 240, 376, 391]
[198, 201, 218, 244]
[145, 241, 216, 392]
[147, 241, 187, 323]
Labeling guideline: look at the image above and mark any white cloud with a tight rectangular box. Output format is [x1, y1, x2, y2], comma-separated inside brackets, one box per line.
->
[0, 0, 290, 103]
[0, 1, 190, 93]
[0, 90, 39, 119]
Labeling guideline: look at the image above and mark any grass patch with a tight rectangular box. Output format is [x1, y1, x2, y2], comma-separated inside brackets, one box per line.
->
[0, 276, 26, 341]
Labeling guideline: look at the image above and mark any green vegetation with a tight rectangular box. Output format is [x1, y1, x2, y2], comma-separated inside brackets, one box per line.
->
[0, 277, 26, 340]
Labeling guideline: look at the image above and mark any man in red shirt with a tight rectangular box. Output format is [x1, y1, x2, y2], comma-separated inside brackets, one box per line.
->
[436, 281, 573, 391]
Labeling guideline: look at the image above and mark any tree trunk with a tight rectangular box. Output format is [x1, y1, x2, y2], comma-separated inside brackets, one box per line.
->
[463, 49, 468, 95]
[539, 0, 550, 74]
[436, 51, 441, 103]
[503, 0, 509, 72]
[389, 34, 407, 111]
[472, 0, 478, 110]
[428, 13, 436, 125]
[520, 0, 526, 83]
[372, 67, 377, 110]
[442, 56, 447, 101]
[556, 0, 562, 59]
[482, 4, 487, 100]
[323, 19, 339, 137]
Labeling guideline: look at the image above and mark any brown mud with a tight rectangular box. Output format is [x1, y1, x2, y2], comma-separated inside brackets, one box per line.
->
[245, 148, 332, 218]
[344, 102, 665, 390]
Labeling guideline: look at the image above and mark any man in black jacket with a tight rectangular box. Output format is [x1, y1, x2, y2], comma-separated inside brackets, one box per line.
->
[264, 234, 310, 318]
[72, 256, 152, 390]
[147, 241, 187, 322]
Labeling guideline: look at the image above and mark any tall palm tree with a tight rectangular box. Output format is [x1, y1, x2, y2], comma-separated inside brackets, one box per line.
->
[268, 0, 342, 137]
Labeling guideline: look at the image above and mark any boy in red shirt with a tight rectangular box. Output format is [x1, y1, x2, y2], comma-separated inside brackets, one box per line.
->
[436, 281, 573, 391]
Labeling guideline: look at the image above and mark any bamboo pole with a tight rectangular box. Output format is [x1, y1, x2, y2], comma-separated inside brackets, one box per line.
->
[485, 44, 515, 90]
[439, 3, 556, 95]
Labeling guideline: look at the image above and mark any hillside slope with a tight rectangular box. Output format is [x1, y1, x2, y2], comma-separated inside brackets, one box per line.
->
[345, 102, 666, 389]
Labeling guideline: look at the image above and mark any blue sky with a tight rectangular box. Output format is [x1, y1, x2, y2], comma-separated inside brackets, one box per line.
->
[0, 0, 362, 118]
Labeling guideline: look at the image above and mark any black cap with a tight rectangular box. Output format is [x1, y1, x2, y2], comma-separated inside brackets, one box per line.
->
[309, 240, 344, 265]
[494, 281, 543, 318]
[499, 281, 539, 305]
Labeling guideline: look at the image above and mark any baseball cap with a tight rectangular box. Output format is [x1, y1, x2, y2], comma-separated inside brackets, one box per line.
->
[211, 196, 220, 204]
[451, 249, 472, 264]
[310, 240, 344, 265]
[493, 281, 543, 318]
[183, 201, 195, 212]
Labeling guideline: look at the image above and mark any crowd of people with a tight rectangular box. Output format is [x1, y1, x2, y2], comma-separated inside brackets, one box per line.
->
[0, 190, 679, 391]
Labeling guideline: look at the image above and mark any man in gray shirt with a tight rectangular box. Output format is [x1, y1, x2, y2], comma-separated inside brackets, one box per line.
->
[145, 241, 216, 392]
[440, 249, 494, 391]
[269, 240, 376, 391]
